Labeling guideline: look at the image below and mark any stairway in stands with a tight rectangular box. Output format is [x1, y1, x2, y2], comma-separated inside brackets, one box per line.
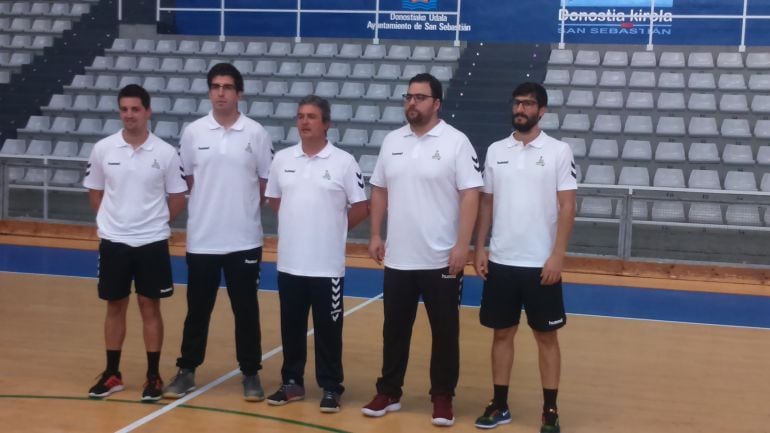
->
[0, 0, 118, 146]
[443, 42, 550, 160]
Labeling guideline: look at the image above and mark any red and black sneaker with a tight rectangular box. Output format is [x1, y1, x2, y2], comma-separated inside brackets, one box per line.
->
[142, 375, 164, 402]
[361, 393, 401, 417]
[431, 394, 455, 427]
[88, 371, 124, 398]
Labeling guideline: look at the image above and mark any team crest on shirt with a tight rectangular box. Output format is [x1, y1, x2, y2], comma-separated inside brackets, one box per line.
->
[152, 159, 160, 169]
[245, 142, 253, 153]
[322, 169, 331, 180]
[432, 150, 441, 160]
[536, 156, 545, 166]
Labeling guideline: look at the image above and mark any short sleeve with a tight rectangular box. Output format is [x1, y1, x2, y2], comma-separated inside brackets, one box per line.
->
[342, 157, 368, 204]
[255, 128, 274, 179]
[556, 143, 578, 191]
[164, 150, 188, 194]
[83, 142, 104, 190]
[369, 145, 386, 188]
[264, 153, 282, 199]
[482, 146, 495, 194]
[178, 125, 195, 177]
[455, 138, 484, 190]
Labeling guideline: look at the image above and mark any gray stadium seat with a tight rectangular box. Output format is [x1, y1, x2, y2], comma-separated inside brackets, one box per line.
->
[358, 155, 378, 177]
[170, 98, 197, 115]
[315, 81, 339, 98]
[264, 126, 284, 143]
[263, 80, 288, 96]
[331, 104, 353, 121]
[629, 71, 656, 88]
[362, 44, 386, 59]
[20, 168, 52, 185]
[352, 105, 380, 123]
[574, 50, 600, 66]
[232, 60, 254, 75]
[75, 118, 102, 136]
[688, 72, 716, 90]
[315, 43, 338, 58]
[630, 51, 656, 68]
[290, 42, 314, 57]
[688, 169, 721, 189]
[246, 41, 267, 56]
[143, 76, 165, 92]
[386, 45, 411, 60]
[103, 119, 123, 135]
[626, 92, 654, 110]
[50, 116, 76, 133]
[687, 93, 717, 112]
[658, 72, 685, 89]
[584, 165, 615, 185]
[52, 140, 79, 158]
[548, 49, 573, 65]
[656, 117, 686, 136]
[401, 64, 427, 80]
[338, 43, 363, 59]
[340, 82, 365, 98]
[593, 115, 621, 134]
[183, 58, 207, 73]
[688, 52, 714, 68]
[436, 46, 460, 61]
[50, 169, 82, 186]
[561, 114, 589, 132]
[166, 77, 190, 94]
[588, 139, 618, 159]
[618, 166, 650, 186]
[341, 129, 368, 147]
[660, 51, 685, 68]
[599, 70, 626, 87]
[751, 95, 770, 113]
[302, 62, 326, 78]
[366, 83, 391, 100]
[351, 63, 376, 79]
[1, 139, 26, 155]
[653, 168, 685, 188]
[543, 69, 570, 86]
[26, 139, 52, 155]
[273, 102, 298, 120]
[376, 64, 401, 80]
[276, 62, 301, 77]
[269, 42, 291, 56]
[621, 140, 652, 161]
[761, 173, 770, 191]
[284, 127, 299, 144]
[722, 144, 754, 165]
[94, 75, 117, 90]
[20, 115, 50, 132]
[566, 90, 594, 108]
[724, 171, 757, 191]
[603, 51, 628, 67]
[288, 81, 313, 98]
[178, 40, 200, 54]
[546, 89, 564, 107]
[136, 57, 160, 72]
[725, 205, 761, 226]
[156, 40, 177, 54]
[561, 137, 586, 158]
[381, 106, 404, 124]
[46, 94, 72, 110]
[254, 60, 278, 76]
[132, 39, 155, 53]
[615, 199, 650, 221]
[79, 142, 95, 159]
[412, 46, 435, 61]
[539, 113, 559, 131]
[580, 197, 613, 218]
[118, 75, 142, 88]
[190, 78, 208, 94]
[154, 121, 179, 140]
[757, 146, 770, 166]
[651, 201, 685, 222]
[595, 91, 623, 109]
[200, 41, 220, 54]
[748, 74, 770, 91]
[688, 117, 719, 137]
[746, 52, 770, 69]
[755, 120, 770, 139]
[327, 128, 341, 143]
[430, 65, 453, 81]
[248, 101, 273, 118]
[718, 73, 747, 90]
[689, 203, 723, 224]
[721, 119, 752, 138]
[624, 115, 653, 135]
[571, 70, 597, 86]
[369, 130, 389, 147]
[326, 62, 351, 78]
[655, 141, 685, 162]
[716, 52, 743, 69]
[657, 92, 686, 111]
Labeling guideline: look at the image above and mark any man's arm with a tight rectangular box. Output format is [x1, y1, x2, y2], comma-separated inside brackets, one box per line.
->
[448, 187, 480, 275]
[167, 192, 187, 222]
[88, 189, 104, 213]
[367, 186, 387, 264]
[268, 197, 280, 213]
[473, 192, 493, 280]
[348, 200, 369, 230]
[185, 175, 194, 192]
[541, 189, 577, 285]
[259, 178, 267, 204]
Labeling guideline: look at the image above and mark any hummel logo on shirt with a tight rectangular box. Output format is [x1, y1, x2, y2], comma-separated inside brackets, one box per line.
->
[356, 172, 364, 188]
[197, 146, 210, 150]
[497, 160, 509, 164]
[391, 152, 404, 156]
[548, 318, 564, 326]
[570, 161, 577, 179]
[472, 155, 481, 172]
[244, 259, 259, 264]
[441, 274, 457, 279]
[536, 156, 545, 166]
[284, 169, 296, 173]
[160, 287, 173, 294]
[107, 162, 120, 165]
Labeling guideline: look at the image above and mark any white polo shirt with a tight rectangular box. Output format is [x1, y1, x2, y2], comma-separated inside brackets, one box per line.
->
[483, 131, 577, 268]
[370, 120, 484, 270]
[83, 130, 187, 247]
[179, 112, 273, 254]
[266, 142, 367, 278]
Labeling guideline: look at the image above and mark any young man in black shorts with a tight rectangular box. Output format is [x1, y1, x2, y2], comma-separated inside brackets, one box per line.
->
[84, 84, 187, 401]
[473, 82, 577, 432]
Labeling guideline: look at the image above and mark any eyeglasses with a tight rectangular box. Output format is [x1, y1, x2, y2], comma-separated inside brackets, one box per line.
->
[402, 93, 436, 103]
[210, 83, 237, 92]
[511, 99, 539, 108]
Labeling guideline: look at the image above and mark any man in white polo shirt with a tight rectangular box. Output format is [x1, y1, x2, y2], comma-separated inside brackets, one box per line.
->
[84, 84, 187, 402]
[163, 63, 273, 402]
[264, 95, 368, 413]
[361, 73, 483, 426]
[473, 82, 576, 433]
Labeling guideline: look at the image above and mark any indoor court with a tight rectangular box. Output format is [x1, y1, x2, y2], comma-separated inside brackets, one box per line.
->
[2, 240, 769, 433]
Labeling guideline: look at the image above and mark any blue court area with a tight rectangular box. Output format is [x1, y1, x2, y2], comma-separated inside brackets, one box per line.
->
[1, 244, 769, 329]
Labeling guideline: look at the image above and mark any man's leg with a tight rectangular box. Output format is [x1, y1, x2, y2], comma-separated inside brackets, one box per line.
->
[222, 247, 263, 376]
[177, 253, 222, 370]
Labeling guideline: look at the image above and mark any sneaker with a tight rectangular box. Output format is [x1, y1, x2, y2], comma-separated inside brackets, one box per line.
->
[266, 380, 305, 406]
[540, 408, 561, 433]
[361, 393, 401, 417]
[319, 390, 341, 413]
[243, 374, 265, 402]
[141, 375, 164, 402]
[474, 402, 512, 429]
[431, 395, 455, 426]
[88, 371, 124, 398]
[162, 369, 196, 399]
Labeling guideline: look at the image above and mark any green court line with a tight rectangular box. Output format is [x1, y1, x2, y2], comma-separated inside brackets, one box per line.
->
[0, 395, 354, 433]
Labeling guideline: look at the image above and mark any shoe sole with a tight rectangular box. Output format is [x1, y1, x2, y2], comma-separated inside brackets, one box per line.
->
[244, 394, 266, 402]
[432, 417, 455, 427]
[266, 395, 305, 406]
[162, 386, 196, 399]
[88, 385, 124, 398]
[320, 406, 341, 413]
[141, 395, 163, 402]
[361, 402, 401, 417]
[475, 418, 512, 429]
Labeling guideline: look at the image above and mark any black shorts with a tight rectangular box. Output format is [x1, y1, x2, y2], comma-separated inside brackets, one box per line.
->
[97, 239, 174, 300]
[479, 261, 566, 332]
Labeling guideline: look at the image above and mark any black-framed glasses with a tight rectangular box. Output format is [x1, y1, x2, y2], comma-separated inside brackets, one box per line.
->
[511, 98, 539, 108]
[210, 83, 237, 92]
[402, 93, 436, 103]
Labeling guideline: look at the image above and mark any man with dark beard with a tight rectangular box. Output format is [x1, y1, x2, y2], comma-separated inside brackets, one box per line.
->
[361, 73, 483, 426]
[472, 82, 576, 432]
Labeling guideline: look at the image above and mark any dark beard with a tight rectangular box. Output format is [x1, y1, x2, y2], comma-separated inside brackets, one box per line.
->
[512, 114, 538, 133]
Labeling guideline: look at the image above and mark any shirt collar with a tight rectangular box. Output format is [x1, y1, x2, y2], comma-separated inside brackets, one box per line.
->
[116, 129, 155, 151]
[205, 111, 245, 131]
[402, 119, 446, 138]
[292, 141, 333, 159]
[508, 130, 545, 149]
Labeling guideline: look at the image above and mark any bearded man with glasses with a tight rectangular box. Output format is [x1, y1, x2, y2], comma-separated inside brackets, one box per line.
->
[361, 73, 483, 427]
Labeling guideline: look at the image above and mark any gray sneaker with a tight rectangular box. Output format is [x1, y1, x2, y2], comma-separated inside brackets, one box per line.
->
[243, 373, 265, 402]
[162, 369, 196, 399]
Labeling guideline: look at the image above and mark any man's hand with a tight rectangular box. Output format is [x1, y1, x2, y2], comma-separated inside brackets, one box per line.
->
[368, 234, 385, 265]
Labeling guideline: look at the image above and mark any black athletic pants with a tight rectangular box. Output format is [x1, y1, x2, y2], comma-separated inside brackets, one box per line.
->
[278, 271, 345, 394]
[177, 247, 262, 375]
[375, 267, 463, 398]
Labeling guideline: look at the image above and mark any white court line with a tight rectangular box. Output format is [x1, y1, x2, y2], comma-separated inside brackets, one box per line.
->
[114, 292, 384, 433]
